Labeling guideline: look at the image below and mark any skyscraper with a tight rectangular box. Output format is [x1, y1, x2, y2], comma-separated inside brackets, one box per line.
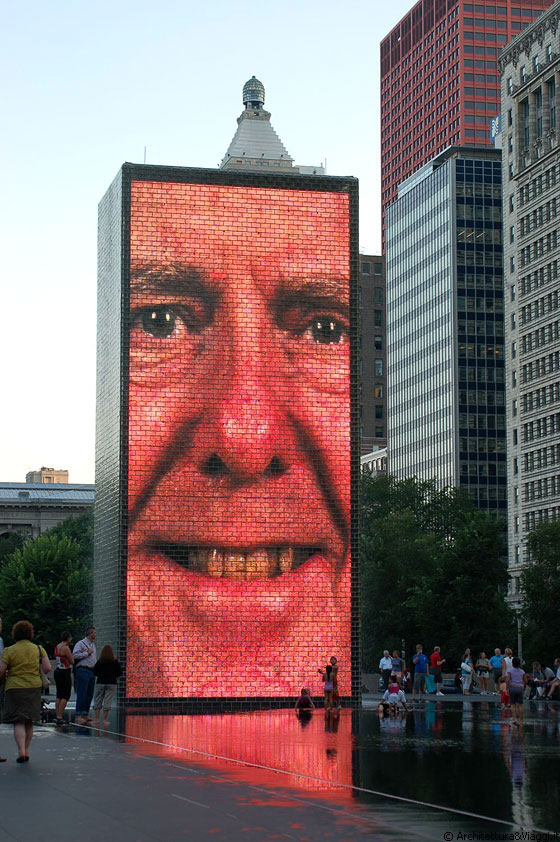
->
[500, 2, 560, 597]
[380, 0, 553, 248]
[386, 147, 507, 515]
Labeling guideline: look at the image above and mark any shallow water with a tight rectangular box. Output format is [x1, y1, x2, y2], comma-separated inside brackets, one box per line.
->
[117, 700, 560, 834]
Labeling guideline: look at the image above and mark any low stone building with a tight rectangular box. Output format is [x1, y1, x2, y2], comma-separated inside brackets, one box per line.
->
[0, 483, 94, 540]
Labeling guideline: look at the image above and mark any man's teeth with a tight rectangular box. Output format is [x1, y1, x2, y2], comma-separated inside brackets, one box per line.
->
[183, 547, 312, 579]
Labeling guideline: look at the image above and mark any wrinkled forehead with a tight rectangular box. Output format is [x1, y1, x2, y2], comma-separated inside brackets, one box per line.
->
[130, 181, 350, 276]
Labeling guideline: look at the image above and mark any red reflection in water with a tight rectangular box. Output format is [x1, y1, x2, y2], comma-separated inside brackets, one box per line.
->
[125, 709, 354, 800]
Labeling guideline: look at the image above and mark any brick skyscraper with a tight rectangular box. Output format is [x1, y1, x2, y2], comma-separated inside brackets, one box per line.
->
[380, 0, 553, 248]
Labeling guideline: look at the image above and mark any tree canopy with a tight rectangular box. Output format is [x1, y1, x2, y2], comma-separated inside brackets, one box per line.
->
[361, 475, 515, 671]
[0, 511, 93, 653]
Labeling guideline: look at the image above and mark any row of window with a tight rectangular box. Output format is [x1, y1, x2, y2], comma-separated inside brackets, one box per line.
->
[518, 165, 558, 206]
[524, 474, 560, 502]
[525, 507, 560, 533]
[519, 198, 559, 237]
[459, 413, 506, 430]
[522, 381, 560, 413]
[519, 259, 559, 296]
[520, 289, 560, 325]
[519, 229, 559, 267]
[461, 461, 507, 477]
[459, 366, 505, 383]
[521, 351, 560, 384]
[521, 319, 560, 353]
[459, 389, 505, 406]
[523, 444, 560, 474]
[523, 412, 560, 443]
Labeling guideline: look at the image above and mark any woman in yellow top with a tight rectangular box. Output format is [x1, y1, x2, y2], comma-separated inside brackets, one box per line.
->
[0, 620, 51, 762]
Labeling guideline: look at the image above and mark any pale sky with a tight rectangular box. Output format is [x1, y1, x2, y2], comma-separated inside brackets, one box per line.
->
[0, 0, 413, 484]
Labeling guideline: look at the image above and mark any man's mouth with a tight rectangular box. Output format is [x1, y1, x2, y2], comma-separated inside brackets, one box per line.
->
[147, 543, 320, 580]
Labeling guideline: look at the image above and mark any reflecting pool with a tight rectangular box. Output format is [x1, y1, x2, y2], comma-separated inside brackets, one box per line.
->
[117, 700, 560, 834]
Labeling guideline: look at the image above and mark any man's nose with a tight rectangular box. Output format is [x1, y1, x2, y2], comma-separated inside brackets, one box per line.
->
[199, 304, 288, 480]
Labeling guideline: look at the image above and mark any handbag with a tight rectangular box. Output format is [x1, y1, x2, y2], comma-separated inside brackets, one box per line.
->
[37, 645, 50, 693]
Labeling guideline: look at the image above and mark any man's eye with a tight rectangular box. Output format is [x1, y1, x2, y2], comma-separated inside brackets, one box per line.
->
[140, 308, 177, 338]
[310, 318, 344, 344]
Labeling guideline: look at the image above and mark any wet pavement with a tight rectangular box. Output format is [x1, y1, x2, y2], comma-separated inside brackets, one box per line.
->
[1, 700, 559, 840]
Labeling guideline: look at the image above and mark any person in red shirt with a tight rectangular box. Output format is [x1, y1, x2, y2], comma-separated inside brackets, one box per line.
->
[430, 646, 445, 696]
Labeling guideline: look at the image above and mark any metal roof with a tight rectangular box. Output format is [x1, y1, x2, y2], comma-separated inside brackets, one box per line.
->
[0, 483, 95, 505]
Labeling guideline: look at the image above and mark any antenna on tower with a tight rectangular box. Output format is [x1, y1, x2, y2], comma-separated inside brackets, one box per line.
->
[143, 146, 147, 165]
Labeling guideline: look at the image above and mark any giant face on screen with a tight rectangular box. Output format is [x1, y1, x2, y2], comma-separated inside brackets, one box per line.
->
[126, 178, 353, 698]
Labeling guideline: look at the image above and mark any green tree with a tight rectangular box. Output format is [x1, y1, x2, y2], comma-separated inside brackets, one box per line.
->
[361, 475, 514, 671]
[521, 520, 560, 665]
[0, 531, 26, 566]
[0, 518, 93, 654]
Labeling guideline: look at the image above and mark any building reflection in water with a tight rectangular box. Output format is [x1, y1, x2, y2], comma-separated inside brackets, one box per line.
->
[118, 703, 560, 831]
[124, 708, 354, 799]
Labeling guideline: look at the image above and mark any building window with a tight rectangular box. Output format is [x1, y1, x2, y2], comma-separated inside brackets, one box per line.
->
[375, 359, 383, 376]
[522, 97, 530, 146]
[374, 384, 383, 399]
[375, 426, 384, 438]
[361, 261, 370, 275]
[374, 262, 382, 276]
[375, 405, 383, 420]
[549, 77, 556, 129]
[374, 288, 383, 304]
[508, 108, 513, 126]
[512, 398, 518, 417]
[536, 87, 543, 137]
[374, 335, 383, 350]
[507, 77, 513, 94]
[374, 309, 383, 327]
[520, 66, 526, 84]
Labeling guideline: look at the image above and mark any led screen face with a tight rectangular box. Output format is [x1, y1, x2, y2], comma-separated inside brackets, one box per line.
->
[126, 179, 353, 698]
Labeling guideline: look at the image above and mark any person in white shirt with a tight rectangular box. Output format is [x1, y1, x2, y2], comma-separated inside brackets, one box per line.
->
[379, 650, 393, 691]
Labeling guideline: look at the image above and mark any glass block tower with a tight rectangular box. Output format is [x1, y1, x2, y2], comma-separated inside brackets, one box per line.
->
[386, 147, 507, 515]
[380, 0, 554, 249]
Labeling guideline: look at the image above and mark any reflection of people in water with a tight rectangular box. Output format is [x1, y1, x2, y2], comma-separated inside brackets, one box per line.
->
[126, 182, 353, 698]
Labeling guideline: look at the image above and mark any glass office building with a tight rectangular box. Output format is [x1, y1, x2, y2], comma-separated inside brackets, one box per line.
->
[387, 147, 506, 514]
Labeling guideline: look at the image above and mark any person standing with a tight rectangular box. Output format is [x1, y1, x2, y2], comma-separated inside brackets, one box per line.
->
[461, 649, 475, 695]
[430, 646, 445, 696]
[476, 652, 491, 694]
[507, 657, 527, 726]
[412, 644, 429, 702]
[92, 646, 121, 727]
[73, 627, 97, 725]
[0, 620, 51, 762]
[502, 647, 514, 678]
[490, 648, 503, 694]
[379, 650, 393, 691]
[53, 631, 74, 725]
[546, 657, 560, 699]
[0, 616, 5, 761]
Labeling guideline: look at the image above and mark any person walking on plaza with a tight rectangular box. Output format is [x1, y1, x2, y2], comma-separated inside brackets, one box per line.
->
[0, 620, 51, 762]
[430, 646, 445, 696]
[53, 631, 74, 725]
[412, 644, 429, 702]
[73, 627, 97, 724]
[507, 657, 527, 727]
[476, 652, 491, 694]
[490, 648, 503, 694]
[379, 650, 393, 691]
[92, 645, 122, 727]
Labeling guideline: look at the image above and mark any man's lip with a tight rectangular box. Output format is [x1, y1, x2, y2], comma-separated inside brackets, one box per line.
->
[144, 542, 323, 580]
